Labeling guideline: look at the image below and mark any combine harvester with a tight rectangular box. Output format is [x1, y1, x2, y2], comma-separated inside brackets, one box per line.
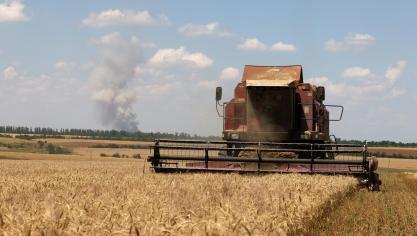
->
[148, 65, 381, 191]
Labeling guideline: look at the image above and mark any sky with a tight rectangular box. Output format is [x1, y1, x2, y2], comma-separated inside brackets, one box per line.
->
[0, 0, 417, 142]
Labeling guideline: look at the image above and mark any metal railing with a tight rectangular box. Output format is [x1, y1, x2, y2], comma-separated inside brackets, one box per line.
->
[298, 103, 344, 122]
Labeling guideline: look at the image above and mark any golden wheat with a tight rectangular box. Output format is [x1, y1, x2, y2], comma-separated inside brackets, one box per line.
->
[310, 170, 417, 235]
[0, 159, 356, 235]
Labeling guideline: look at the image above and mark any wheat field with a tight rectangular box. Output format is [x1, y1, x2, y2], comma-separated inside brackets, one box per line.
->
[0, 159, 356, 235]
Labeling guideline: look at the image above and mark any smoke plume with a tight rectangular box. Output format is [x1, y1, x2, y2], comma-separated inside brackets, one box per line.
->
[89, 35, 142, 131]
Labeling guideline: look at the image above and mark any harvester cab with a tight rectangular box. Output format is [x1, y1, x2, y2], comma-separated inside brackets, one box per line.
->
[148, 65, 381, 191]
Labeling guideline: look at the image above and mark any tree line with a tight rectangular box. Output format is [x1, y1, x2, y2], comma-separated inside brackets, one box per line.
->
[0, 125, 220, 141]
[335, 138, 417, 147]
[0, 125, 416, 146]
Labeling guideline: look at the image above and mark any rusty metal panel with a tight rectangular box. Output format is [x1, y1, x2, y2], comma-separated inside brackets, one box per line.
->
[234, 82, 246, 99]
[242, 65, 303, 83]
[224, 99, 246, 131]
[224, 102, 234, 130]
[298, 87, 313, 132]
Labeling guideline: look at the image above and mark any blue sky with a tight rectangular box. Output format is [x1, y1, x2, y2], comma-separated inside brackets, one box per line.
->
[0, 0, 416, 141]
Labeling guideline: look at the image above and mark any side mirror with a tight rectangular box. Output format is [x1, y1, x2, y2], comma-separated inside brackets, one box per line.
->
[317, 86, 325, 101]
[216, 86, 222, 101]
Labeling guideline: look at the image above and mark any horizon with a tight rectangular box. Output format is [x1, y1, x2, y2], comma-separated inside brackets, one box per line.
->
[2, 124, 417, 144]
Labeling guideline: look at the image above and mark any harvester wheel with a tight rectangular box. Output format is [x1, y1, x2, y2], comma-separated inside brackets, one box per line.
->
[368, 172, 381, 191]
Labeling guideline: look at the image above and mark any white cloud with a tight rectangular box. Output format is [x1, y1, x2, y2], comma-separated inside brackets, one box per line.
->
[54, 61, 76, 71]
[325, 39, 343, 52]
[94, 32, 157, 49]
[307, 76, 387, 100]
[178, 22, 233, 37]
[82, 9, 170, 27]
[238, 38, 297, 52]
[342, 67, 371, 78]
[140, 42, 158, 49]
[325, 33, 376, 52]
[197, 80, 218, 88]
[133, 66, 165, 79]
[389, 88, 405, 98]
[306, 77, 347, 96]
[325, 39, 347, 51]
[2, 66, 18, 80]
[0, 66, 93, 129]
[96, 32, 124, 45]
[307, 60, 407, 102]
[385, 60, 406, 83]
[141, 82, 180, 96]
[80, 61, 96, 72]
[270, 42, 297, 52]
[345, 33, 376, 45]
[219, 67, 240, 81]
[0, 0, 28, 22]
[237, 38, 267, 51]
[0, 64, 86, 101]
[148, 47, 213, 68]
[52, 61, 82, 78]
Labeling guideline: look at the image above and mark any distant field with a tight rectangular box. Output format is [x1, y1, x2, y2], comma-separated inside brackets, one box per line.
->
[369, 146, 417, 158]
[0, 137, 150, 161]
[378, 157, 417, 171]
[35, 138, 151, 148]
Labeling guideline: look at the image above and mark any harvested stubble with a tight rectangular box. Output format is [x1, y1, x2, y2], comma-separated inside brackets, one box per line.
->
[0, 160, 356, 235]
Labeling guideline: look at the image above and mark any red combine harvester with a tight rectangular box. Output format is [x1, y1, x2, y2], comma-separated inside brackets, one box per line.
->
[148, 65, 381, 191]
